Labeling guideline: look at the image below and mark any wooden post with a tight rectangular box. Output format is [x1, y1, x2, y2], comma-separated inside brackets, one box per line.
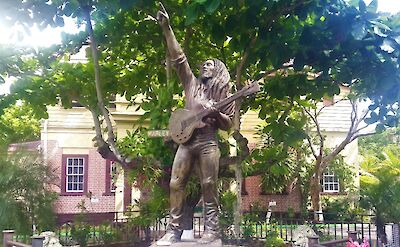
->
[348, 230, 358, 241]
[2, 230, 14, 247]
[308, 235, 319, 247]
[31, 235, 45, 247]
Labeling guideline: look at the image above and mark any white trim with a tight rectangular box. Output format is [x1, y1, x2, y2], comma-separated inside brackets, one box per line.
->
[322, 170, 340, 193]
[66, 157, 85, 193]
[110, 161, 117, 193]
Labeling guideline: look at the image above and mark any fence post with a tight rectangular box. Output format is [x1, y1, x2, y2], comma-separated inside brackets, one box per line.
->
[3, 230, 14, 247]
[348, 230, 358, 241]
[393, 224, 400, 247]
[31, 235, 45, 247]
[308, 235, 319, 247]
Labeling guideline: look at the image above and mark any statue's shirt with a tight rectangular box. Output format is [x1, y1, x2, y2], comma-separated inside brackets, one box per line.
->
[173, 55, 234, 145]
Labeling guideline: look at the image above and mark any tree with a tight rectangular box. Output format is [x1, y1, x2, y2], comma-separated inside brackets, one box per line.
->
[359, 127, 400, 159]
[301, 97, 374, 218]
[358, 127, 400, 244]
[0, 150, 58, 235]
[359, 145, 400, 244]
[0, 102, 41, 151]
[1, 0, 400, 231]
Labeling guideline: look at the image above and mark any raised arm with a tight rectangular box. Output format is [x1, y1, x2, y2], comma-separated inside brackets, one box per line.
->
[157, 4, 194, 85]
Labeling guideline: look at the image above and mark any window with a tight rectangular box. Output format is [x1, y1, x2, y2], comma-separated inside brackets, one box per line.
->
[66, 157, 85, 192]
[104, 160, 118, 195]
[61, 155, 88, 195]
[110, 161, 117, 192]
[322, 171, 340, 193]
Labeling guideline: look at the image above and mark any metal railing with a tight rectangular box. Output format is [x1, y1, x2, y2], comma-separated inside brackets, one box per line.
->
[55, 211, 382, 245]
[308, 231, 358, 247]
[261, 212, 377, 243]
[2, 230, 44, 247]
[6, 211, 394, 246]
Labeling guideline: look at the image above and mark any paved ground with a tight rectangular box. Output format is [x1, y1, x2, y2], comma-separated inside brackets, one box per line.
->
[149, 239, 223, 246]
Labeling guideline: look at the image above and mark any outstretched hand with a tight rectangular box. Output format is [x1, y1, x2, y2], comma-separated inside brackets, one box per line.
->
[157, 2, 170, 27]
[204, 117, 217, 127]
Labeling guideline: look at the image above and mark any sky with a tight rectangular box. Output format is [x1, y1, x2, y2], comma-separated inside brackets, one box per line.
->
[0, 0, 399, 94]
[0, 17, 84, 47]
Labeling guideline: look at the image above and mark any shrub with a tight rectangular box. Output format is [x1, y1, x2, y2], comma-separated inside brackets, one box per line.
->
[70, 203, 91, 247]
[322, 196, 366, 222]
[70, 222, 91, 247]
[219, 191, 236, 239]
[98, 223, 117, 245]
[265, 231, 286, 247]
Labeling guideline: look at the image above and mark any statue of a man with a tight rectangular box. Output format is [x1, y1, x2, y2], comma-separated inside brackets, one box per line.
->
[156, 5, 235, 246]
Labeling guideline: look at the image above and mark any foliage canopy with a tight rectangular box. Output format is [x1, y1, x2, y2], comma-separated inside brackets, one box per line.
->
[0, 0, 399, 215]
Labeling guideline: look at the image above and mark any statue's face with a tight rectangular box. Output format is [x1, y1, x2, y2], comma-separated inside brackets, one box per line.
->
[201, 59, 215, 79]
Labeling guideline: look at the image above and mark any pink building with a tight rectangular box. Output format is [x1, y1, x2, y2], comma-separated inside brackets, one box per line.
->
[35, 88, 358, 223]
[40, 106, 132, 225]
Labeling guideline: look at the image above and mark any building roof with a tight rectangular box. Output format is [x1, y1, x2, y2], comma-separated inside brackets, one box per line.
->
[8, 140, 42, 152]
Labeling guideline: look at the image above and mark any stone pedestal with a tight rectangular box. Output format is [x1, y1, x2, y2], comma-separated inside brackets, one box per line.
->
[181, 230, 194, 240]
[150, 239, 223, 247]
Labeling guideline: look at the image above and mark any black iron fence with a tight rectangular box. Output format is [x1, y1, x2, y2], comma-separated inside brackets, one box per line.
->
[249, 211, 399, 246]
[30, 211, 397, 246]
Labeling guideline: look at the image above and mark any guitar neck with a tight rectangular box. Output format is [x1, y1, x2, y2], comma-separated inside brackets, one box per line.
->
[197, 86, 252, 119]
[214, 91, 247, 110]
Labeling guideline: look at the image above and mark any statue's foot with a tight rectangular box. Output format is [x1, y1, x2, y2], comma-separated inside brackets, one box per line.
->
[156, 230, 181, 246]
[197, 231, 221, 245]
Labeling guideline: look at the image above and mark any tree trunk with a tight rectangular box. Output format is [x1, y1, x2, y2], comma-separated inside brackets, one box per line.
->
[233, 99, 243, 241]
[309, 172, 322, 222]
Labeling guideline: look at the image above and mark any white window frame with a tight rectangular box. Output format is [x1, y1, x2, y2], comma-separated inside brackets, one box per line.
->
[66, 157, 85, 193]
[110, 161, 117, 193]
[322, 170, 340, 193]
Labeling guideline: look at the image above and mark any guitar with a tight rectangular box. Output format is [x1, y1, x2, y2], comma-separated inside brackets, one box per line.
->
[168, 81, 260, 144]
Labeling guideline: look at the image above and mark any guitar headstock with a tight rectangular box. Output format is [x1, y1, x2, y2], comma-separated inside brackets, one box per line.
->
[241, 81, 260, 97]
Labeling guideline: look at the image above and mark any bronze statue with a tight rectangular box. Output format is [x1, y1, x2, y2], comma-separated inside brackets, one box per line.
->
[156, 4, 235, 246]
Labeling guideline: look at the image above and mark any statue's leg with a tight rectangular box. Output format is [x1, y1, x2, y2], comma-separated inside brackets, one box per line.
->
[181, 162, 201, 231]
[157, 145, 193, 246]
[169, 145, 194, 231]
[198, 144, 221, 243]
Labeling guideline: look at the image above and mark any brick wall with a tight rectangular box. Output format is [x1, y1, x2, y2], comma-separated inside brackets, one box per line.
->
[46, 141, 115, 215]
[242, 175, 302, 213]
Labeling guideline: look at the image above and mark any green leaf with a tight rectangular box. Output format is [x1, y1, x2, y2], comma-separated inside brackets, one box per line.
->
[359, 0, 367, 12]
[351, 22, 367, 40]
[205, 0, 221, 14]
[185, 3, 199, 25]
[367, 0, 378, 13]
[375, 123, 386, 133]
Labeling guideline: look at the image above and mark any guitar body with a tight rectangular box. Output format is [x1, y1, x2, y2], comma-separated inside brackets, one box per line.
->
[168, 81, 260, 144]
[168, 109, 205, 144]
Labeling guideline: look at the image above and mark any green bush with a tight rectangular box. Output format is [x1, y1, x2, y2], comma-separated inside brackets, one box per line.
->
[70, 209, 91, 247]
[219, 190, 236, 238]
[98, 223, 117, 245]
[70, 222, 91, 247]
[0, 152, 57, 235]
[265, 231, 286, 247]
[242, 215, 255, 240]
[322, 196, 366, 222]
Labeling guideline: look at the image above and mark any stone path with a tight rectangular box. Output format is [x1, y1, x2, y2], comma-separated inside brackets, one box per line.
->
[148, 239, 244, 246]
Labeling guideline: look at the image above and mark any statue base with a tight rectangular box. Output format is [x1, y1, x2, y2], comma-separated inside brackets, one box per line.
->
[150, 239, 223, 246]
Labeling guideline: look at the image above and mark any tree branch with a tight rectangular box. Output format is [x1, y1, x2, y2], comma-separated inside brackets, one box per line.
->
[81, 4, 132, 168]
[183, 27, 193, 55]
[305, 131, 318, 160]
[303, 104, 324, 157]
[350, 132, 376, 143]
[235, 35, 257, 89]
[322, 100, 371, 167]
[316, 98, 347, 116]
[278, 99, 294, 125]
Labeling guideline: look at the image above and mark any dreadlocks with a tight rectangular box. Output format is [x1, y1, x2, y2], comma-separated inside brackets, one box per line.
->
[192, 59, 234, 117]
